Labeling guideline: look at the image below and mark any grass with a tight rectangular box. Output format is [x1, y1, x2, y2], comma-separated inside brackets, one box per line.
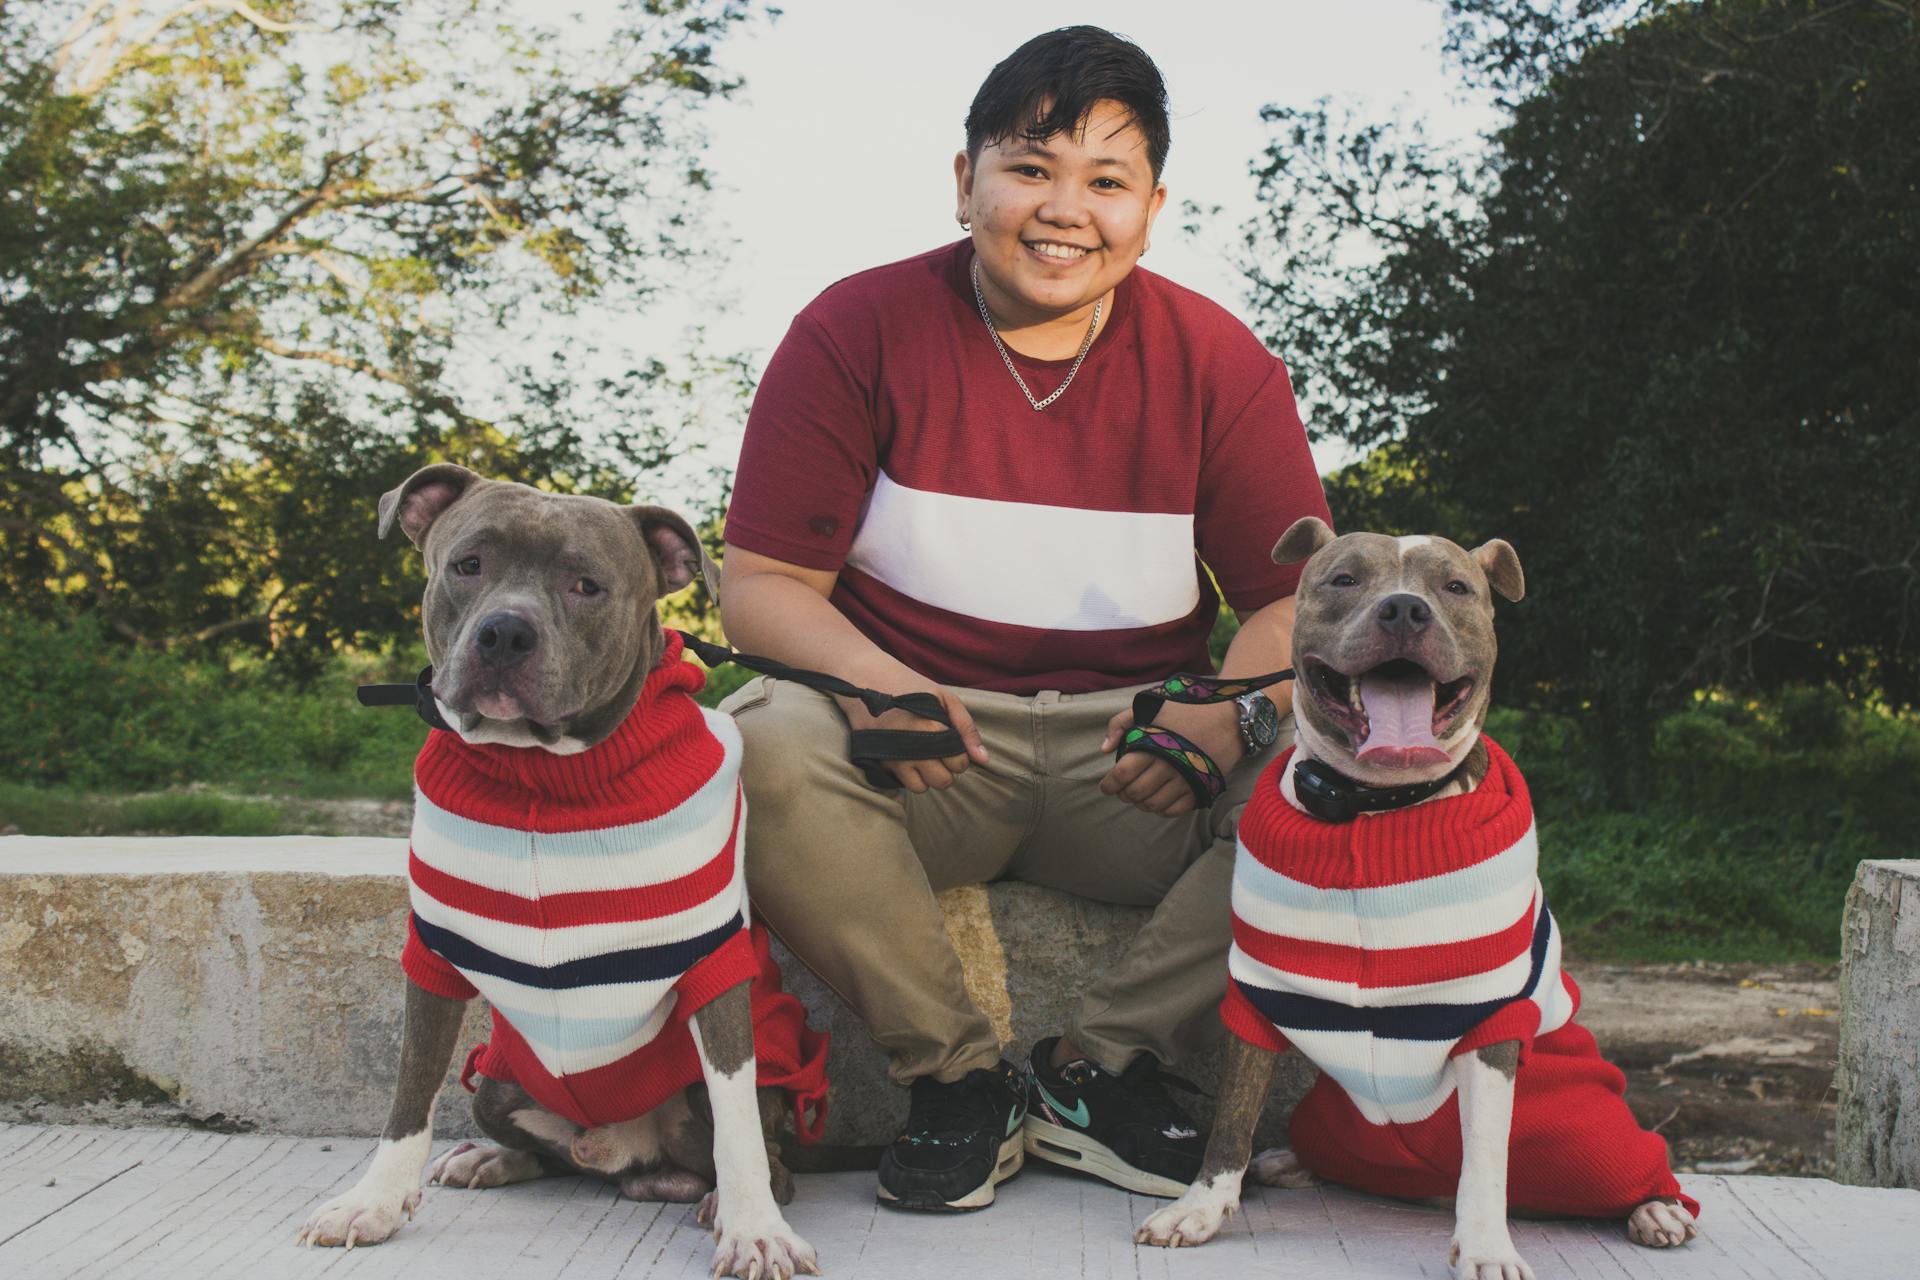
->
[2, 781, 306, 838]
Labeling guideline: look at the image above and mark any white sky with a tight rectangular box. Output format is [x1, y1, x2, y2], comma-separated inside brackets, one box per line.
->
[563, 0, 1501, 498]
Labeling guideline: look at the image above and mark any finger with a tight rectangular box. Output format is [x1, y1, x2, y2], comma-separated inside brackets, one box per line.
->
[891, 762, 929, 794]
[944, 694, 990, 764]
[1100, 753, 1155, 796]
[1101, 708, 1135, 753]
[1121, 762, 1175, 804]
[919, 761, 957, 790]
[940, 752, 972, 777]
[1142, 777, 1195, 816]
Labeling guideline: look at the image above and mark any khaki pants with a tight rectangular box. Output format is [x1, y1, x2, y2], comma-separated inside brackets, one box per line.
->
[720, 676, 1287, 1086]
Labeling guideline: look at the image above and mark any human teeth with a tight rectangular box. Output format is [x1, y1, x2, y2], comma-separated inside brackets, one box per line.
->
[1031, 242, 1088, 259]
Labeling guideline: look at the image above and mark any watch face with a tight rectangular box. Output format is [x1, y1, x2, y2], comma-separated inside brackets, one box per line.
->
[1241, 692, 1281, 750]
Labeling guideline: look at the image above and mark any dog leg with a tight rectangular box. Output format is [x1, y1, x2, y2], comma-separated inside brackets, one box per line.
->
[1627, 1197, 1699, 1248]
[691, 980, 819, 1279]
[427, 1075, 571, 1188]
[1448, 1041, 1534, 1280]
[297, 986, 466, 1248]
[1247, 1147, 1321, 1189]
[1137, 1039, 1281, 1248]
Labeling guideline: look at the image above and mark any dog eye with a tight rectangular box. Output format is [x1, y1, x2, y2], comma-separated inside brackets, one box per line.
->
[1330, 573, 1359, 588]
[1445, 579, 1471, 595]
[573, 578, 602, 597]
[453, 557, 481, 576]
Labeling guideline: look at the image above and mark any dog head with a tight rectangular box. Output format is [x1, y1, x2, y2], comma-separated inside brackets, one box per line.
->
[378, 464, 719, 753]
[1274, 517, 1523, 786]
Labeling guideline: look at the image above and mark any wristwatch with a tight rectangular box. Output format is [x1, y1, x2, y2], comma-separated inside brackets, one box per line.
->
[1235, 690, 1281, 754]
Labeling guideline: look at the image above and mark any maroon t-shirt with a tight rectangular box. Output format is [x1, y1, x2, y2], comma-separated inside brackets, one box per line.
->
[725, 241, 1330, 695]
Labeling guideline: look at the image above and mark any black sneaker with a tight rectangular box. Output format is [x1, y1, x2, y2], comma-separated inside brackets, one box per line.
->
[875, 1060, 1027, 1212]
[1022, 1036, 1205, 1197]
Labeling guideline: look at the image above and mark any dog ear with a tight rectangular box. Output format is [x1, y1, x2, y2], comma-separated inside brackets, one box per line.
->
[1272, 516, 1336, 566]
[377, 464, 483, 547]
[631, 505, 719, 599]
[1472, 538, 1525, 602]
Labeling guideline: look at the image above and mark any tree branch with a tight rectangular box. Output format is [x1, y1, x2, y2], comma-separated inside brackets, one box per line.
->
[252, 335, 411, 386]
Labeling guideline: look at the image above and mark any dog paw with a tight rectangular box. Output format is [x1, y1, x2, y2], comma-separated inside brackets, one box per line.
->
[294, 1182, 418, 1249]
[1247, 1146, 1320, 1189]
[1627, 1198, 1698, 1248]
[427, 1141, 543, 1189]
[1448, 1232, 1535, 1280]
[704, 1197, 819, 1279]
[1134, 1183, 1237, 1248]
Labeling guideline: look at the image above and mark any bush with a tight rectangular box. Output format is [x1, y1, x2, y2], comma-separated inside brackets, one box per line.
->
[1489, 688, 1918, 961]
[0, 610, 420, 796]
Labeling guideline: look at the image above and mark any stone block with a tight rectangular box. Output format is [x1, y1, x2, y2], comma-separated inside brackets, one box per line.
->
[0, 838, 1312, 1149]
[1837, 858, 1920, 1189]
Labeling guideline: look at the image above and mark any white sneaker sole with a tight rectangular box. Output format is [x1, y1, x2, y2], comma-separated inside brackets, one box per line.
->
[876, 1130, 1025, 1211]
[1023, 1116, 1187, 1198]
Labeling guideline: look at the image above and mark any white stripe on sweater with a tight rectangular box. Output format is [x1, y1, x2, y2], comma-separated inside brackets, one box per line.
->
[844, 471, 1201, 631]
[410, 752, 739, 897]
[411, 865, 747, 968]
[1230, 826, 1540, 949]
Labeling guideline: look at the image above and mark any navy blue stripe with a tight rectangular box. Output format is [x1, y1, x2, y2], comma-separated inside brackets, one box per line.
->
[1238, 906, 1555, 1042]
[413, 911, 743, 990]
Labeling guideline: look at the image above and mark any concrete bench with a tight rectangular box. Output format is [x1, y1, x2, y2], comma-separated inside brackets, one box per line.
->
[0, 837, 1313, 1147]
[1837, 858, 1920, 1188]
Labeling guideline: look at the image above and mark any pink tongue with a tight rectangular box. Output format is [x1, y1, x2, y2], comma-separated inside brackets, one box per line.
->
[1356, 669, 1447, 767]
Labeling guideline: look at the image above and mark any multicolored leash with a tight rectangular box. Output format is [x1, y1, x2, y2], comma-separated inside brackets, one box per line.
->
[1117, 668, 1295, 809]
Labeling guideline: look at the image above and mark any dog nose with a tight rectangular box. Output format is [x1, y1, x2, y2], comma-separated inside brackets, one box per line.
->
[474, 612, 538, 667]
[1375, 593, 1432, 636]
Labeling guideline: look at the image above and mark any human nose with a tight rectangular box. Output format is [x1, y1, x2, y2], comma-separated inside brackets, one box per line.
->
[1036, 178, 1091, 227]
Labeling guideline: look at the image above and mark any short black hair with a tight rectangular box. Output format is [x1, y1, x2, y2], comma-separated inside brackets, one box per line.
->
[965, 26, 1171, 181]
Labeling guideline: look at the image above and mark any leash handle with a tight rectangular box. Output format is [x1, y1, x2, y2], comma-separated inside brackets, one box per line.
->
[1115, 666, 1296, 810]
[674, 632, 965, 789]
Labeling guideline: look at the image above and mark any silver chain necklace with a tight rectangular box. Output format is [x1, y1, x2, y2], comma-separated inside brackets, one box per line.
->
[971, 255, 1103, 412]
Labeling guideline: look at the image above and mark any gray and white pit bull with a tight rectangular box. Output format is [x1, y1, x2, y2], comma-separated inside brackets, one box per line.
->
[1136, 517, 1698, 1277]
[295, 464, 818, 1280]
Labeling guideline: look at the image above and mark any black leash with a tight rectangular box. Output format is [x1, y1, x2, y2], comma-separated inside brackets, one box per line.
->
[354, 631, 963, 791]
[670, 632, 964, 789]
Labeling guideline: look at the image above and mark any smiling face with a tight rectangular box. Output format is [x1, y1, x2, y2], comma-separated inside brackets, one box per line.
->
[954, 98, 1167, 332]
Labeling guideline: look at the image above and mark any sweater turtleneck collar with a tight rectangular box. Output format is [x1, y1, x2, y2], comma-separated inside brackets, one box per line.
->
[420, 630, 718, 811]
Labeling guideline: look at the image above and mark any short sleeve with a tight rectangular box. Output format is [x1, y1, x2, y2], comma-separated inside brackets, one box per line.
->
[1194, 360, 1332, 612]
[723, 314, 879, 571]
[401, 913, 479, 1001]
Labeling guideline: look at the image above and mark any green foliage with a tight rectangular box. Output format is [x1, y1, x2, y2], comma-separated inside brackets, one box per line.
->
[1493, 687, 1918, 960]
[1, 1, 763, 673]
[0, 608, 419, 793]
[1240, 0, 1920, 751]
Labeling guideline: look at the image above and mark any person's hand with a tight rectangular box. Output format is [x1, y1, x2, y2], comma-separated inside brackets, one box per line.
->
[839, 685, 989, 793]
[1099, 698, 1246, 818]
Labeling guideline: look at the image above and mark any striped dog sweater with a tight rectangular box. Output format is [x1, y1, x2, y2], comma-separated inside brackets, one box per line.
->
[401, 632, 829, 1135]
[1223, 739, 1696, 1218]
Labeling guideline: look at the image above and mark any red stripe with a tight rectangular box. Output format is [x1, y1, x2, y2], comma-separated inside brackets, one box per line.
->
[1232, 895, 1538, 989]
[409, 792, 742, 929]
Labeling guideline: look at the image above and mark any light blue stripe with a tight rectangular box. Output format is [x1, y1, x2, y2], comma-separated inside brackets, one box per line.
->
[486, 998, 665, 1054]
[1314, 1060, 1452, 1110]
[1233, 826, 1536, 920]
[414, 762, 733, 859]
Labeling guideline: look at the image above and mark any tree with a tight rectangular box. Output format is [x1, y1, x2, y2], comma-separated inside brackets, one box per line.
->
[1240, 0, 1920, 750]
[0, 0, 762, 671]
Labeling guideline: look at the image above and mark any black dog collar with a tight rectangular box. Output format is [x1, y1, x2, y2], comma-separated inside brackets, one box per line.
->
[356, 665, 455, 733]
[1291, 755, 1474, 824]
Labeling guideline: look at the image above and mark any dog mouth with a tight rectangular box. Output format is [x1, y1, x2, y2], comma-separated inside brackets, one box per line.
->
[1302, 656, 1476, 768]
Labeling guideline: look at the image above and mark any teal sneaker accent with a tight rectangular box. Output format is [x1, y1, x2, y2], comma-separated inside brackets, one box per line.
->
[1006, 1105, 1023, 1138]
[1034, 1080, 1089, 1128]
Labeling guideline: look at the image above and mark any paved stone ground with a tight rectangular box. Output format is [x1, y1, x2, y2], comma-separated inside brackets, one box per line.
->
[2, 1124, 1916, 1279]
